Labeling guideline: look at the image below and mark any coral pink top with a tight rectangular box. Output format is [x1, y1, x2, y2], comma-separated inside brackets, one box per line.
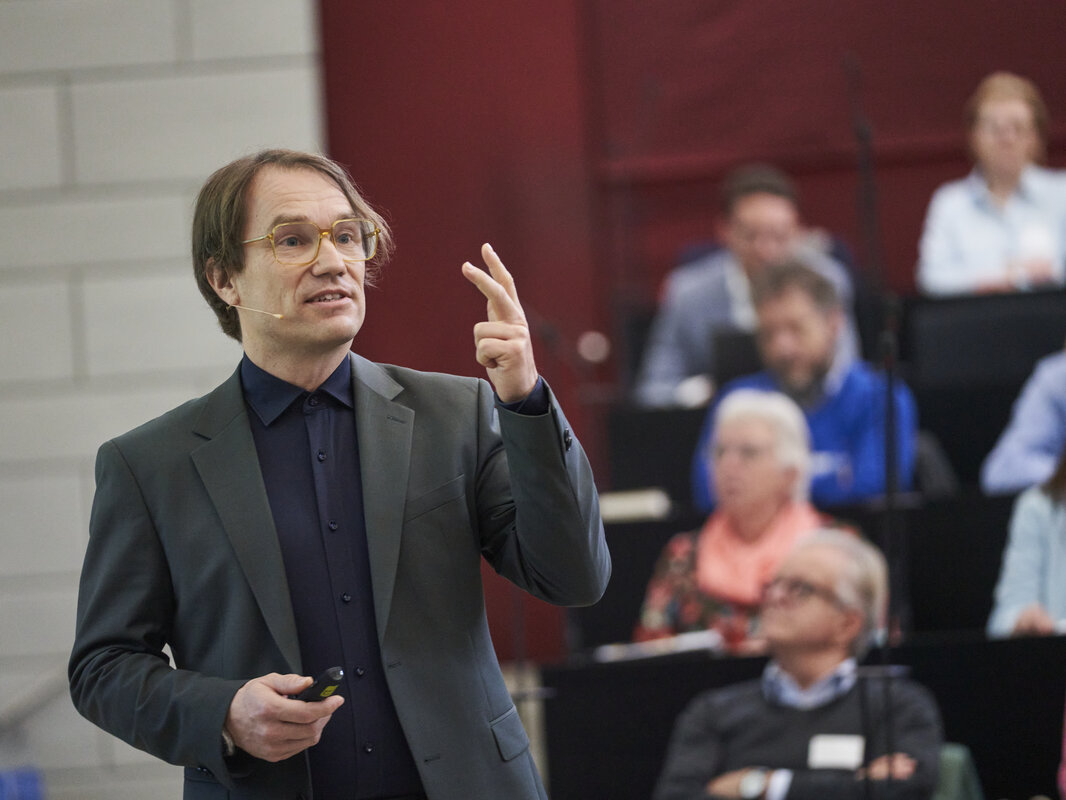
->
[695, 501, 824, 606]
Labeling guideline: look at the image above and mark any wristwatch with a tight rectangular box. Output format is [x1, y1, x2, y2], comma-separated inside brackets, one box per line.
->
[738, 767, 769, 799]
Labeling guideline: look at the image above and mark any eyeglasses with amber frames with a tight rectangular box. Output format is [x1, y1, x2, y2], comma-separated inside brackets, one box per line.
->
[241, 218, 380, 266]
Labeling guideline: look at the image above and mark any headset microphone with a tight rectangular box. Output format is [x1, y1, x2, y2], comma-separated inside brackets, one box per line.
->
[229, 304, 285, 320]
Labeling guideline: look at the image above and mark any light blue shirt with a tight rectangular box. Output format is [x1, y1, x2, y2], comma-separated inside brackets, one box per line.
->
[917, 166, 1066, 296]
[987, 487, 1066, 636]
[981, 350, 1066, 494]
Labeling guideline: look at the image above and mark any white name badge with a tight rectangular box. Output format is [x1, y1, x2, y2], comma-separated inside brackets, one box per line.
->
[808, 734, 865, 769]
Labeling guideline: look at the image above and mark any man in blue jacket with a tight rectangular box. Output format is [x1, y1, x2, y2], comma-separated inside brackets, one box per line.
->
[692, 260, 916, 510]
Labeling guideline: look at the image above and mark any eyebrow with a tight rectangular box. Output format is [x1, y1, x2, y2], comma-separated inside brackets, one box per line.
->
[267, 211, 358, 230]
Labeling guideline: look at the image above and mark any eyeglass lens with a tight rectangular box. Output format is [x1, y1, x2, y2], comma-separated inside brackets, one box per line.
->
[272, 219, 377, 264]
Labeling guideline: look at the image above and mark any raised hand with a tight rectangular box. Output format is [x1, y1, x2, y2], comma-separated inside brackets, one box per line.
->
[461, 243, 539, 403]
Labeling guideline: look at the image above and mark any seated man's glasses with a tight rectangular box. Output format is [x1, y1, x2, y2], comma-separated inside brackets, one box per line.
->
[242, 218, 380, 266]
[762, 576, 848, 609]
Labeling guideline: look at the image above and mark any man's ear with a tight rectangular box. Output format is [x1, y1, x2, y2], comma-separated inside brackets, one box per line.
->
[827, 307, 845, 342]
[836, 607, 864, 649]
[206, 258, 238, 306]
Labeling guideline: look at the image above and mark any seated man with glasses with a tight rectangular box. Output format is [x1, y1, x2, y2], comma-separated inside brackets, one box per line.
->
[69, 150, 610, 800]
[653, 530, 942, 800]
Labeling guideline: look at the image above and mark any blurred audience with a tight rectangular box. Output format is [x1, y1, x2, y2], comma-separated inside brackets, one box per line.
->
[691, 261, 916, 510]
[652, 530, 943, 800]
[634, 163, 858, 407]
[987, 446, 1066, 637]
[917, 71, 1066, 295]
[635, 389, 829, 650]
[982, 349, 1066, 495]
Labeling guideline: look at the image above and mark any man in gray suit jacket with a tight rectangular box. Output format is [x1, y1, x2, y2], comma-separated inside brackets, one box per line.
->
[69, 150, 610, 800]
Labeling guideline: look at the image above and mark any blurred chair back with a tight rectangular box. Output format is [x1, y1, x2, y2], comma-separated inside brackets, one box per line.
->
[931, 742, 984, 800]
[903, 290, 1066, 484]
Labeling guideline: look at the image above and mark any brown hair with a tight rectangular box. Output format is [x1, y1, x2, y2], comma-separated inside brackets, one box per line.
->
[191, 149, 393, 342]
[719, 163, 799, 217]
[751, 259, 840, 314]
[965, 71, 1049, 163]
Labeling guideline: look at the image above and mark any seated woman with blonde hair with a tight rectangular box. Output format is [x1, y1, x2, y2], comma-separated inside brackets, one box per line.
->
[917, 71, 1066, 295]
[635, 389, 840, 651]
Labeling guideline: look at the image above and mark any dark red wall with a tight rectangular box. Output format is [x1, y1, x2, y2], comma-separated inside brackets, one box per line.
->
[320, 1, 600, 663]
[320, 0, 1066, 662]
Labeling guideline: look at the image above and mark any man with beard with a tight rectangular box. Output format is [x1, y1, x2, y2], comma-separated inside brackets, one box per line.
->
[691, 261, 916, 510]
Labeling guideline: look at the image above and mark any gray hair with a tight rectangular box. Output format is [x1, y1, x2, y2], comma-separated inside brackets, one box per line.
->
[792, 529, 889, 659]
[711, 388, 812, 502]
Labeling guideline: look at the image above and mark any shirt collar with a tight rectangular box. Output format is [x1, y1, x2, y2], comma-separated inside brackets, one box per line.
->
[966, 165, 1039, 205]
[821, 344, 852, 397]
[724, 257, 757, 329]
[240, 354, 353, 426]
[762, 657, 857, 709]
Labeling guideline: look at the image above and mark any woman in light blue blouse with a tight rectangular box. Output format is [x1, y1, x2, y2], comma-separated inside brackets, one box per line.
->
[917, 72, 1066, 296]
[988, 450, 1066, 636]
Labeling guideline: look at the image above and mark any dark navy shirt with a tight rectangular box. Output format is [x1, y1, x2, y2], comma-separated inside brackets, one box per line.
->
[241, 355, 421, 800]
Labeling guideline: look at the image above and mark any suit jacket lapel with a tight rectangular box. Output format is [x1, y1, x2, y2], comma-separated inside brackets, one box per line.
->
[189, 368, 303, 673]
[350, 354, 413, 640]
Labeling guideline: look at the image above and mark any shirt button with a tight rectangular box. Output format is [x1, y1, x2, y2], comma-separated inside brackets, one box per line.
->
[363, 742, 374, 754]
[308, 396, 320, 407]
[341, 592, 352, 603]
[328, 520, 339, 531]
[317, 450, 327, 462]
[355, 666, 366, 677]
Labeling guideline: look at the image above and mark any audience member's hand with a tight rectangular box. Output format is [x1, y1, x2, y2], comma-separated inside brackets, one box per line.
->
[731, 636, 769, 656]
[974, 278, 1014, 294]
[1019, 257, 1056, 286]
[856, 752, 916, 781]
[225, 673, 344, 762]
[1012, 603, 1056, 636]
[706, 767, 761, 798]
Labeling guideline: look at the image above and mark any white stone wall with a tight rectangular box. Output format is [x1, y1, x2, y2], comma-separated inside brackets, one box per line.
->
[0, 1, 323, 796]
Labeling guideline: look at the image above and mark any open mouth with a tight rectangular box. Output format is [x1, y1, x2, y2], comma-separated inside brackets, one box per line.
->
[307, 292, 348, 304]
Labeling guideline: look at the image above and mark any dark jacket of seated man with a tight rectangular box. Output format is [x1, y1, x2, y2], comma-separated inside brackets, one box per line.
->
[653, 531, 942, 800]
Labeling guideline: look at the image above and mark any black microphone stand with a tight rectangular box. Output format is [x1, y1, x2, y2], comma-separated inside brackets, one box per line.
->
[845, 51, 905, 795]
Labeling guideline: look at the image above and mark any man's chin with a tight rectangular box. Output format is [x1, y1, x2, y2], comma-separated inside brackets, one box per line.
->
[778, 375, 815, 398]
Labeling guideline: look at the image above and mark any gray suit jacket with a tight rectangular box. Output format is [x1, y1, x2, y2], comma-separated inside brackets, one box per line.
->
[69, 353, 610, 800]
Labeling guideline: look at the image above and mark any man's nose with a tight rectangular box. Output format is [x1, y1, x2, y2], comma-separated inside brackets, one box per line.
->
[312, 233, 346, 273]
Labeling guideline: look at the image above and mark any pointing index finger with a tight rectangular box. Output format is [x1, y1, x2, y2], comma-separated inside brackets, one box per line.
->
[462, 243, 525, 323]
[481, 243, 521, 306]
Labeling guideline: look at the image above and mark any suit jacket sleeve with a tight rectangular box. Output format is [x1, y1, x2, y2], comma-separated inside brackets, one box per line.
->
[69, 439, 245, 782]
[476, 378, 610, 606]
